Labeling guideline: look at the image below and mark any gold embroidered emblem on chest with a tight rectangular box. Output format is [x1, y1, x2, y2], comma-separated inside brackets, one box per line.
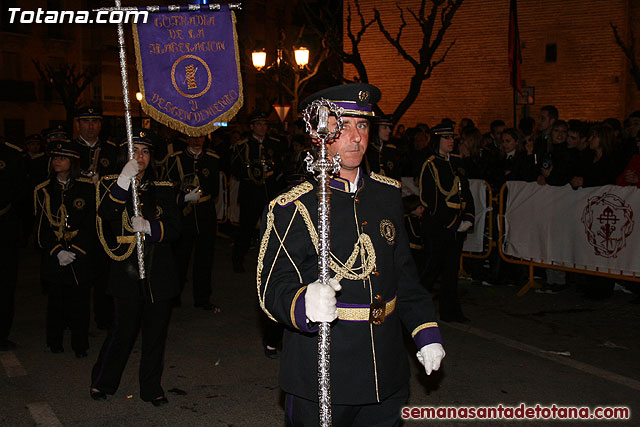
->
[379, 219, 396, 245]
[73, 198, 85, 209]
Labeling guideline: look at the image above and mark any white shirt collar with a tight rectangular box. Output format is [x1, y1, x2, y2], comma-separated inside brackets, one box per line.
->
[348, 169, 361, 193]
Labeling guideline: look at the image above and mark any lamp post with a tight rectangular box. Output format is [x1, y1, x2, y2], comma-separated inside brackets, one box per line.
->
[251, 45, 311, 124]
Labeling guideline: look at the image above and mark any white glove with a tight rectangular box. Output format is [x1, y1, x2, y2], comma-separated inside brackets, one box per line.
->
[305, 278, 342, 323]
[184, 187, 201, 203]
[457, 220, 473, 233]
[57, 250, 76, 266]
[117, 159, 139, 190]
[417, 343, 445, 375]
[132, 216, 151, 235]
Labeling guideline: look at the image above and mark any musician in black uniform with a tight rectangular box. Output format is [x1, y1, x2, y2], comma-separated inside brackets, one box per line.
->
[230, 112, 284, 273]
[34, 139, 97, 357]
[72, 106, 118, 330]
[90, 130, 180, 406]
[166, 135, 220, 311]
[258, 84, 445, 426]
[419, 124, 475, 323]
[22, 134, 49, 241]
[364, 114, 401, 180]
[0, 139, 27, 351]
[378, 115, 402, 180]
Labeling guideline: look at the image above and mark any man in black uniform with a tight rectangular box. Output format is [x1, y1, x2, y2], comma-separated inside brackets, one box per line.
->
[419, 124, 475, 323]
[257, 83, 445, 426]
[0, 139, 27, 351]
[230, 112, 284, 273]
[166, 135, 220, 310]
[364, 114, 401, 180]
[72, 106, 118, 330]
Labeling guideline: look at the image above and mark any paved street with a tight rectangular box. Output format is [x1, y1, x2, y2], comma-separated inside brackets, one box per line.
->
[1, 240, 638, 426]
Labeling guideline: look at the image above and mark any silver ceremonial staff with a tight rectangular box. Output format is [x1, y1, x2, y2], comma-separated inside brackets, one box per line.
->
[115, 0, 146, 282]
[303, 100, 344, 427]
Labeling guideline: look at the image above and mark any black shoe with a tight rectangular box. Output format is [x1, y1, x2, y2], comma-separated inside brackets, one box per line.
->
[75, 350, 88, 358]
[263, 342, 278, 359]
[0, 339, 16, 351]
[151, 396, 168, 407]
[90, 388, 107, 401]
[50, 345, 64, 354]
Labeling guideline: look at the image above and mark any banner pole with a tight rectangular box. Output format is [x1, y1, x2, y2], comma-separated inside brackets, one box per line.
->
[115, 0, 146, 282]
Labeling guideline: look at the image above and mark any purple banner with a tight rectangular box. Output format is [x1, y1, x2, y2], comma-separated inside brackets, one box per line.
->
[133, 5, 243, 136]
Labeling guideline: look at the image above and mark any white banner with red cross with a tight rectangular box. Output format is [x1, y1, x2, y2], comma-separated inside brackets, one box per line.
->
[503, 181, 640, 277]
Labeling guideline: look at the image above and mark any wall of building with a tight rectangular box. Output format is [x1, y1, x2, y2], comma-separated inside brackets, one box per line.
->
[344, 0, 639, 132]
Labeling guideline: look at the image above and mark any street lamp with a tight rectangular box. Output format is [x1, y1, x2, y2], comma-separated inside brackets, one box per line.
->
[251, 46, 312, 124]
[135, 91, 143, 118]
[251, 47, 310, 70]
[293, 47, 309, 68]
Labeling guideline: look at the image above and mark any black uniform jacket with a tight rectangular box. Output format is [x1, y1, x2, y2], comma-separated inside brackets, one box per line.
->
[0, 141, 26, 245]
[230, 134, 284, 200]
[97, 173, 181, 301]
[166, 148, 220, 229]
[258, 171, 442, 405]
[34, 177, 98, 286]
[72, 137, 119, 178]
[419, 154, 475, 236]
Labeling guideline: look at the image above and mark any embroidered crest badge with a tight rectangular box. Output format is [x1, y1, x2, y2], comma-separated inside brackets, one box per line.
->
[202, 168, 210, 177]
[73, 198, 85, 210]
[100, 158, 110, 168]
[379, 219, 396, 245]
[581, 192, 634, 258]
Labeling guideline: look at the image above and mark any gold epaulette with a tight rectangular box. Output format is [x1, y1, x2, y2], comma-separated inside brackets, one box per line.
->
[205, 149, 220, 158]
[106, 140, 118, 147]
[76, 177, 94, 184]
[426, 155, 436, 163]
[274, 181, 313, 206]
[152, 180, 175, 187]
[101, 174, 119, 181]
[450, 153, 462, 158]
[369, 172, 401, 189]
[32, 152, 45, 159]
[34, 179, 50, 192]
[4, 141, 23, 152]
[170, 150, 183, 157]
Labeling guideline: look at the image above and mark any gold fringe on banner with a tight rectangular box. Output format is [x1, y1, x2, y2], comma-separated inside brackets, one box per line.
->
[132, 10, 243, 137]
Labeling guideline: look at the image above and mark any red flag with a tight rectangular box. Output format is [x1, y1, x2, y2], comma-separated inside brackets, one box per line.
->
[509, 0, 523, 94]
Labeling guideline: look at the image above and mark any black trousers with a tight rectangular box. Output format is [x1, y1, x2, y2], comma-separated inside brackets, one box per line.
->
[232, 182, 267, 265]
[0, 245, 18, 340]
[424, 231, 465, 319]
[174, 219, 216, 306]
[285, 385, 408, 427]
[91, 297, 172, 401]
[92, 255, 113, 328]
[45, 281, 90, 352]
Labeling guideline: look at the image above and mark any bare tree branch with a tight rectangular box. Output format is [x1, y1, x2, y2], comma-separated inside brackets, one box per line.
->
[372, 0, 463, 123]
[611, 22, 640, 91]
[374, 8, 418, 69]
